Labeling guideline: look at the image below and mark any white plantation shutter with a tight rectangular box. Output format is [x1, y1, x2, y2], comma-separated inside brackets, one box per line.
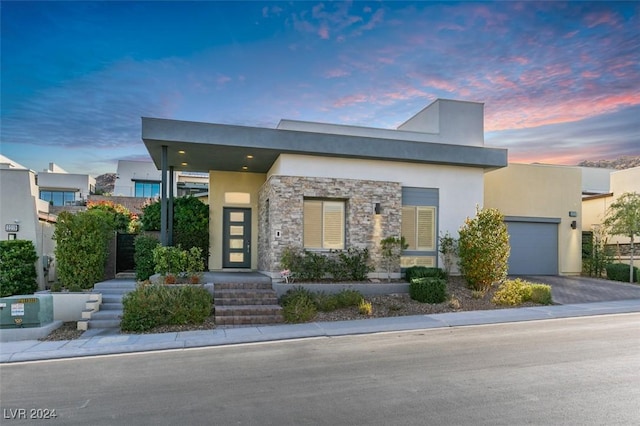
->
[304, 200, 345, 249]
[303, 200, 323, 248]
[417, 207, 435, 250]
[323, 201, 344, 249]
[402, 206, 436, 251]
[402, 207, 417, 250]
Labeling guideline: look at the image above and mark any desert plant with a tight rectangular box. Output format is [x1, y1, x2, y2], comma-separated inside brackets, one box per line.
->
[457, 206, 510, 291]
[333, 289, 364, 308]
[380, 236, 408, 282]
[0, 240, 38, 297]
[134, 235, 160, 281]
[280, 288, 317, 323]
[336, 248, 373, 281]
[409, 277, 447, 303]
[358, 298, 373, 316]
[582, 227, 613, 277]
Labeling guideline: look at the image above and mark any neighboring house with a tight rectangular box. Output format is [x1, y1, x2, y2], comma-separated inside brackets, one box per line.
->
[37, 163, 96, 210]
[141, 99, 513, 277]
[582, 166, 640, 264]
[113, 159, 208, 200]
[484, 163, 583, 276]
[0, 155, 57, 289]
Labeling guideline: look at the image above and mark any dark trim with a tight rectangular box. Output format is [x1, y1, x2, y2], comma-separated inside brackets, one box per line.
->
[504, 216, 561, 224]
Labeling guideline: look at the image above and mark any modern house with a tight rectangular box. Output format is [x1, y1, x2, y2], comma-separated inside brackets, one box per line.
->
[582, 166, 640, 264]
[37, 163, 96, 209]
[113, 159, 208, 200]
[140, 98, 574, 278]
[0, 155, 57, 289]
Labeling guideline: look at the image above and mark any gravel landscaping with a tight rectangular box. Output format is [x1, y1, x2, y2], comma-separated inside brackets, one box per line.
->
[39, 276, 541, 341]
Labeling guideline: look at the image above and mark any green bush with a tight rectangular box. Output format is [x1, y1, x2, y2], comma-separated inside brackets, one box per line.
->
[313, 292, 339, 312]
[492, 279, 552, 306]
[279, 287, 317, 323]
[333, 289, 364, 308]
[54, 210, 115, 291]
[331, 248, 373, 281]
[153, 245, 187, 276]
[405, 266, 447, 282]
[134, 235, 160, 281]
[0, 240, 38, 297]
[141, 196, 209, 263]
[280, 247, 372, 282]
[409, 277, 447, 303]
[606, 263, 638, 283]
[458, 207, 510, 291]
[121, 284, 211, 332]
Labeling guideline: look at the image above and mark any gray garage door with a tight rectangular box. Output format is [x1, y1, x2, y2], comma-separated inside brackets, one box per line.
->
[505, 219, 559, 275]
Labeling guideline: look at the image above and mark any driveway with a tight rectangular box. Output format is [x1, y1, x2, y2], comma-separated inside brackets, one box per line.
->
[519, 275, 640, 304]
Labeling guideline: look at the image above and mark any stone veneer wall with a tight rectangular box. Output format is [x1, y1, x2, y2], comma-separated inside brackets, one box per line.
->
[258, 175, 402, 274]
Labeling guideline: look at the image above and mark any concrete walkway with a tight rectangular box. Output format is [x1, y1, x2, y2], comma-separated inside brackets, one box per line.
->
[2, 298, 639, 364]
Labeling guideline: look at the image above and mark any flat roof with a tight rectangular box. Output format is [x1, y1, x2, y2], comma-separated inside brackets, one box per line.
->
[142, 117, 507, 173]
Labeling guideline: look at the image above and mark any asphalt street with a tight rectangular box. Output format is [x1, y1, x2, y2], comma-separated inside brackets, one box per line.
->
[1, 313, 639, 425]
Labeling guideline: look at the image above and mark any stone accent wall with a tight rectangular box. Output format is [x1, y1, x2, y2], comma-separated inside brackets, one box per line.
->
[258, 175, 402, 273]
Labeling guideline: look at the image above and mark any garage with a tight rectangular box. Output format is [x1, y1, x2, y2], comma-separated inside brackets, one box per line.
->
[505, 217, 559, 275]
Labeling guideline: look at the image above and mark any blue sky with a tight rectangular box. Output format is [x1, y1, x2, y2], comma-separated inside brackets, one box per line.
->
[1, 1, 638, 176]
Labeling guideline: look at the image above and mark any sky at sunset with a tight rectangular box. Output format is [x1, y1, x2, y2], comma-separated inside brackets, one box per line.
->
[1, 1, 639, 176]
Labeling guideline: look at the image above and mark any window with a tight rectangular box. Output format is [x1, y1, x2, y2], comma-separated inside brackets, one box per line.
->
[303, 200, 345, 249]
[39, 190, 76, 206]
[134, 181, 160, 198]
[401, 206, 436, 251]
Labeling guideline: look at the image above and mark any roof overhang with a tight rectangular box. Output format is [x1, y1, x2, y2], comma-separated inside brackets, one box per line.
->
[142, 117, 508, 173]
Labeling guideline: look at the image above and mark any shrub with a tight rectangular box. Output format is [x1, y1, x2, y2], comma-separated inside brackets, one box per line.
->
[358, 299, 373, 316]
[313, 292, 339, 312]
[54, 210, 115, 291]
[134, 235, 160, 281]
[438, 231, 458, 276]
[121, 284, 211, 332]
[606, 263, 638, 283]
[458, 207, 510, 291]
[405, 266, 447, 282]
[409, 277, 447, 303]
[333, 289, 364, 308]
[335, 248, 373, 281]
[0, 240, 38, 297]
[153, 245, 187, 276]
[492, 279, 552, 306]
[280, 288, 317, 323]
[141, 196, 209, 263]
[87, 200, 134, 232]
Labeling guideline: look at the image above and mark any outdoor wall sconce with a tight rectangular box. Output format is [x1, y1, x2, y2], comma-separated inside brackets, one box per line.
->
[374, 203, 382, 215]
[570, 220, 577, 229]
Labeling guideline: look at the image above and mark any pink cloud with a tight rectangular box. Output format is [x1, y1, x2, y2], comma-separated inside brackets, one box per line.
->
[324, 68, 350, 78]
[584, 10, 621, 29]
[318, 23, 330, 39]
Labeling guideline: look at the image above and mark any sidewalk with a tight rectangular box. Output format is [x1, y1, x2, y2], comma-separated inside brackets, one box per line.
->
[2, 299, 639, 363]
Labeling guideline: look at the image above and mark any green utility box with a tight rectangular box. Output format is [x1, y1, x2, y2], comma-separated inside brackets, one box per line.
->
[0, 294, 54, 329]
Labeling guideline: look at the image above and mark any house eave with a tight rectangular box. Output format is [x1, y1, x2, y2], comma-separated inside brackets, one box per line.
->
[142, 117, 507, 173]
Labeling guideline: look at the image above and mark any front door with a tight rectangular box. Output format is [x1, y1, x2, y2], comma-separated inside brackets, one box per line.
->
[223, 207, 252, 269]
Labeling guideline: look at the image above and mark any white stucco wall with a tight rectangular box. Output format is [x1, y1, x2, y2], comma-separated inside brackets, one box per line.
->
[0, 167, 56, 290]
[268, 154, 485, 243]
[113, 160, 163, 196]
[37, 171, 95, 200]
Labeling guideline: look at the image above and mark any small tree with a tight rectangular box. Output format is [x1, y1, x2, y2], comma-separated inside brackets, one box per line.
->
[380, 236, 408, 282]
[457, 206, 510, 292]
[438, 231, 458, 277]
[603, 192, 640, 283]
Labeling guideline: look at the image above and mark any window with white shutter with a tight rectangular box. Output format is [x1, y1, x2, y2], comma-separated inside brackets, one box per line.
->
[402, 206, 436, 251]
[303, 200, 345, 249]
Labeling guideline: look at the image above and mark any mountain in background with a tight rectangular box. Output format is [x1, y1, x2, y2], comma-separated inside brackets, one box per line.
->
[95, 173, 116, 195]
[577, 156, 640, 170]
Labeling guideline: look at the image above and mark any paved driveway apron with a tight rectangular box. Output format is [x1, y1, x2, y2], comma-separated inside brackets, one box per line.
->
[520, 275, 640, 304]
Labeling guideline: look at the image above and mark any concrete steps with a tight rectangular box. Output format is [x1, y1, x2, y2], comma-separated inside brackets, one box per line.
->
[77, 280, 136, 331]
[214, 282, 283, 326]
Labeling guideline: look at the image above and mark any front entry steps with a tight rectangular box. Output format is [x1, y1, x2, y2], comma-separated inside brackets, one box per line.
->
[77, 280, 136, 333]
[214, 282, 283, 326]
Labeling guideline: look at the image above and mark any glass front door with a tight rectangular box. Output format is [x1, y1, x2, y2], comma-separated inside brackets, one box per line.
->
[223, 207, 251, 268]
